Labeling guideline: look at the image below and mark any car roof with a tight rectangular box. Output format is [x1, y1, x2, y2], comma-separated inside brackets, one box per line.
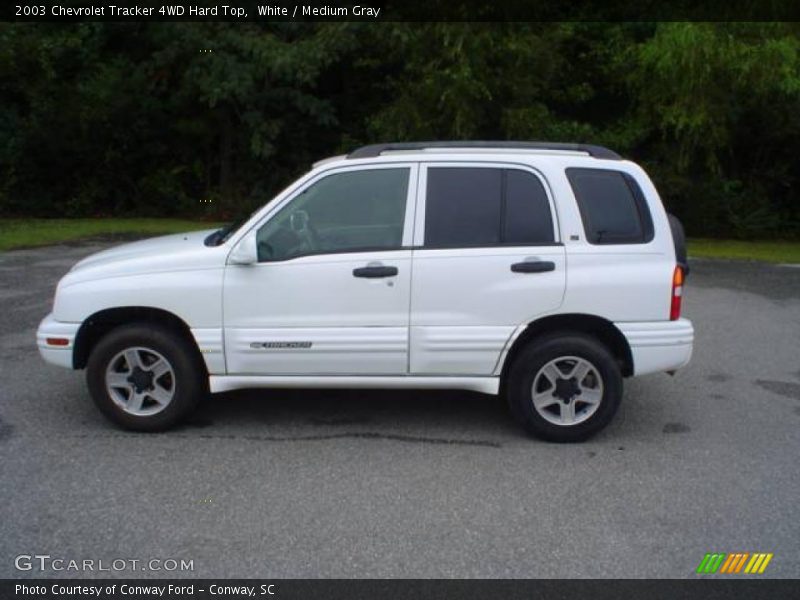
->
[313, 148, 634, 171]
[313, 142, 630, 171]
[348, 141, 621, 160]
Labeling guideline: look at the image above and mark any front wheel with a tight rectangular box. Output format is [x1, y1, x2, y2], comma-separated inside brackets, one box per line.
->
[506, 333, 622, 442]
[86, 324, 205, 431]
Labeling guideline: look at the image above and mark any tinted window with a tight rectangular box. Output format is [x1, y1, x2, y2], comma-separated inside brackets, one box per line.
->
[566, 168, 654, 244]
[425, 167, 554, 247]
[425, 168, 502, 247]
[257, 168, 409, 261]
[504, 169, 555, 244]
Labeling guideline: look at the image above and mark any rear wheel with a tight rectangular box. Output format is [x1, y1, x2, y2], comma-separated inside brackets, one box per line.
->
[506, 333, 622, 442]
[86, 324, 205, 431]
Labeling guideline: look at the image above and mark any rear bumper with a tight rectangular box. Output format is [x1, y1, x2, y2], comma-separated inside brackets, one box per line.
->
[36, 313, 80, 369]
[616, 318, 694, 376]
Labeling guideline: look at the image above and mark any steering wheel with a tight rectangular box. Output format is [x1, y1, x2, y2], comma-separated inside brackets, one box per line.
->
[301, 220, 321, 251]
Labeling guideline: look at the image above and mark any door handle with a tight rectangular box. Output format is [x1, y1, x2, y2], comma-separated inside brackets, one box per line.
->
[353, 265, 398, 278]
[510, 260, 556, 274]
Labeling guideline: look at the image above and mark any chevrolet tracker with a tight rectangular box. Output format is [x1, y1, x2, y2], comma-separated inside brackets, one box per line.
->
[37, 141, 694, 442]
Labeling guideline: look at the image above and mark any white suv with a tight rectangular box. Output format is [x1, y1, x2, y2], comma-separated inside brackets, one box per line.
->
[37, 142, 693, 441]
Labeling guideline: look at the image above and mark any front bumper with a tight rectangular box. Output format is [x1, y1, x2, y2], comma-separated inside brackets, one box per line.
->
[36, 313, 81, 369]
[616, 318, 694, 376]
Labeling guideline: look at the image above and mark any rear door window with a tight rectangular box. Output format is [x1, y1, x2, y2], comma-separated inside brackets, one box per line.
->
[504, 168, 555, 245]
[424, 167, 555, 247]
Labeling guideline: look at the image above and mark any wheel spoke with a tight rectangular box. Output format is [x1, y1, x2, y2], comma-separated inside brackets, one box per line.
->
[570, 361, 592, 384]
[148, 384, 172, 406]
[150, 358, 171, 379]
[127, 391, 146, 412]
[106, 372, 131, 389]
[579, 388, 603, 405]
[559, 400, 576, 424]
[541, 363, 562, 385]
[533, 391, 559, 410]
[123, 349, 143, 370]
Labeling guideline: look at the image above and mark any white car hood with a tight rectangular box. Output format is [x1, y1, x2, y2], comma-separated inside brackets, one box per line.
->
[63, 229, 226, 285]
[73, 229, 215, 270]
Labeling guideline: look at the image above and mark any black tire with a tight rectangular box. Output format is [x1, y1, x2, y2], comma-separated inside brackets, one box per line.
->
[506, 333, 622, 442]
[86, 323, 206, 431]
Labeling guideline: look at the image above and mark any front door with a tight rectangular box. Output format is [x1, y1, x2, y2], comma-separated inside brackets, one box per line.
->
[223, 164, 417, 375]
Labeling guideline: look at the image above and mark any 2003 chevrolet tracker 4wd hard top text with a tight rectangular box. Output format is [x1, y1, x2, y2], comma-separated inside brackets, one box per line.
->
[38, 141, 694, 442]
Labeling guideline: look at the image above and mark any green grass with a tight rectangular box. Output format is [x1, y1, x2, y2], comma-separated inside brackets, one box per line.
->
[688, 238, 800, 264]
[2, 219, 799, 263]
[0, 218, 222, 252]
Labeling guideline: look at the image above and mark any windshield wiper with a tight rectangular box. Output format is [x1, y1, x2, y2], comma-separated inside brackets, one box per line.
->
[204, 228, 226, 247]
[205, 217, 249, 247]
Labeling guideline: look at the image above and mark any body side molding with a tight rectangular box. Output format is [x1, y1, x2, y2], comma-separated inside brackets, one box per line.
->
[210, 375, 500, 395]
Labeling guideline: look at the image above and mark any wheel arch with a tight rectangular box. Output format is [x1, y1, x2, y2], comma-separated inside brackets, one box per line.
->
[499, 313, 633, 383]
[72, 306, 205, 373]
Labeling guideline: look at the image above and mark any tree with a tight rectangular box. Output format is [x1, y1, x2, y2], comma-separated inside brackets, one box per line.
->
[1, 21, 798, 238]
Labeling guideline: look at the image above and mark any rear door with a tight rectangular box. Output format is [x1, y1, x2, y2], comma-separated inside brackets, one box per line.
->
[409, 162, 566, 374]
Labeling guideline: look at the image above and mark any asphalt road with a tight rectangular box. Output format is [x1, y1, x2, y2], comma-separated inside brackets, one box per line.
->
[0, 241, 798, 579]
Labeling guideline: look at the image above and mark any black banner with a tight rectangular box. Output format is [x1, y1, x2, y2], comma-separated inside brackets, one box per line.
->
[2, 579, 799, 600]
[3, 0, 800, 22]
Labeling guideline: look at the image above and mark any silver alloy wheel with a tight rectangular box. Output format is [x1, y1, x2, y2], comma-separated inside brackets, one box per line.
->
[530, 355, 604, 426]
[105, 346, 176, 417]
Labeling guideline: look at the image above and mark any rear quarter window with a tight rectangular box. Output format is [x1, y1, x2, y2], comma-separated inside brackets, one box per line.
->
[566, 168, 654, 245]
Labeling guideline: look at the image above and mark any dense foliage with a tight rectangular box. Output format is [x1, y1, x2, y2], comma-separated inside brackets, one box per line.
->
[1, 22, 798, 238]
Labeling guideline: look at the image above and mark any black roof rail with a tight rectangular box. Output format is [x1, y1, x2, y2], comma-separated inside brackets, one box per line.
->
[347, 141, 622, 160]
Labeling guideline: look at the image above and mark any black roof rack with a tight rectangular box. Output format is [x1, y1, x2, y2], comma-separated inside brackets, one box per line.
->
[347, 141, 622, 160]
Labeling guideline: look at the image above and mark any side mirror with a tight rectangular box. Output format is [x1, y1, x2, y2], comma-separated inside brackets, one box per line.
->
[228, 231, 258, 265]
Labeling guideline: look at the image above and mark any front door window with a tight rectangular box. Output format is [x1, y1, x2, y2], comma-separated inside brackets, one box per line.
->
[256, 168, 410, 261]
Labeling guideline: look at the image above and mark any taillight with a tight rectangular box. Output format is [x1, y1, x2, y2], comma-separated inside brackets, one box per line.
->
[670, 266, 684, 321]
